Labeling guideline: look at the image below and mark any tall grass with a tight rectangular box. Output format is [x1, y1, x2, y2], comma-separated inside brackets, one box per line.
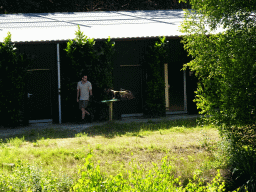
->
[0, 118, 245, 191]
[72, 151, 226, 192]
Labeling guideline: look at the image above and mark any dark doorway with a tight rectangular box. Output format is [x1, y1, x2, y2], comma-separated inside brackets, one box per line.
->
[114, 66, 143, 114]
[27, 69, 52, 120]
[167, 63, 185, 112]
[187, 70, 198, 114]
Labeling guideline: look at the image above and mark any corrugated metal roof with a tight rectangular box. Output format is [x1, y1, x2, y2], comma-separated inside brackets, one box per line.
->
[0, 10, 185, 42]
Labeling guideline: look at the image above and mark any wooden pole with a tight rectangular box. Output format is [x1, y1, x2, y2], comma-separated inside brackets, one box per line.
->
[109, 102, 113, 121]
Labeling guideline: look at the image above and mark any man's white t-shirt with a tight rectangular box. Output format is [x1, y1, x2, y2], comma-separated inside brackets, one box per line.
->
[77, 81, 92, 100]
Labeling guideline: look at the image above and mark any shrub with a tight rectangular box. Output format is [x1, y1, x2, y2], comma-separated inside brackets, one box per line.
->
[73, 151, 226, 191]
[228, 145, 256, 191]
[0, 163, 73, 191]
[0, 32, 29, 127]
[63, 26, 115, 122]
[143, 37, 167, 118]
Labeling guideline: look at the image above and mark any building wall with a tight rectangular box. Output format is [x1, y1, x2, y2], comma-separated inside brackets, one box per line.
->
[113, 38, 196, 115]
[14, 38, 196, 123]
[113, 40, 154, 114]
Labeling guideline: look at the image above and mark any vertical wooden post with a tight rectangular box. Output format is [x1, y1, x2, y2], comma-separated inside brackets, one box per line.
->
[164, 63, 169, 110]
[109, 102, 113, 121]
[184, 70, 187, 113]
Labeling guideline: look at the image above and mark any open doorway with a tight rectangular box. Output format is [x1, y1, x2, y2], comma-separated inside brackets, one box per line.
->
[165, 63, 186, 112]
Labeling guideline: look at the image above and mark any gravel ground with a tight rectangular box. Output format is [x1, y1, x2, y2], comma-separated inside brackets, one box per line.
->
[0, 114, 199, 138]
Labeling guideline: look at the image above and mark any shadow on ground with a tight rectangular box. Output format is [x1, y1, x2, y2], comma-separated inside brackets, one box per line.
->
[0, 117, 200, 143]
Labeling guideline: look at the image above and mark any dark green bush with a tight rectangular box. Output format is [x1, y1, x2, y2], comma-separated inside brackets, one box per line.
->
[228, 146, 256, 191]
[143, 37, 167, 117]
[62, 26, 115, 122]
[218, 129, 256, 191]
[0, 32, 29, 127]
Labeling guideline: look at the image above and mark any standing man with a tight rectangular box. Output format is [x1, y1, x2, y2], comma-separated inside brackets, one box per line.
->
[77, 75, 92, 122]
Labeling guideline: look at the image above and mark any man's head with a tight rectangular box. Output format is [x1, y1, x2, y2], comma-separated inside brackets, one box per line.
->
[81, 75, 87, 82]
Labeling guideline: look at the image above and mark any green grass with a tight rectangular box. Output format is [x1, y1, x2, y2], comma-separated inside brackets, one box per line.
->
[0, 118, 233, 191]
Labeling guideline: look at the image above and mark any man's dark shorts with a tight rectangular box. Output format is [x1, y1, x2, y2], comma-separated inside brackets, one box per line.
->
[79, 100, 89, 109]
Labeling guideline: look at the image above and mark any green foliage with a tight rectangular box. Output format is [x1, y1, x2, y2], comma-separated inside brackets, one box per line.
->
[180, 0, 256, 30]
[180, 0, 256, 145]
[6, 136, 25, 148]
[63, 26, 115, 122]
[216, 135, 256, 191]
[143, 37, 167, 117]
[229, 147, 256, 192]
[64, 25, 97, 87]
[1, 0, 191, 14]
[226, 124, 256, 150]
[73, 151, 226, 191]
[180, 0, 256, 127]
[181, 31, 256, 127]
[0, 149, 226, 191]
[0, 32, 29, 127]
[0, 163, 73, 191]
[180, 1, 256, 190]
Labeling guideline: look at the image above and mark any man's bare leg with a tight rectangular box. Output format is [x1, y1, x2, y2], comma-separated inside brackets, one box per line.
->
[81, 108, 90, 120]
[81, 108, 86, 119]
[85, 110, 90, 115]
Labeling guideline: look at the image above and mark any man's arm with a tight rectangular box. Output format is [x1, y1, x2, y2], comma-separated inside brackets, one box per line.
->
[89, 83, 92, 96]
[77, 88, 80, 102]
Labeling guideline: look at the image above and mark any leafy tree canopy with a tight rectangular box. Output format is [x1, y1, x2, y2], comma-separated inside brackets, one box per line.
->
[0, 0, 190, 14]
[179, 0, 256, 128]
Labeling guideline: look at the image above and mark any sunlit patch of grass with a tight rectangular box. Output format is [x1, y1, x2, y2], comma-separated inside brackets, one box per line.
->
[75, 132, 87, 138]
[75, 137, 88, 145]
[6, 136, 25, 148]
[0, 118, 226, 191]
[35, 137, 52, 147]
